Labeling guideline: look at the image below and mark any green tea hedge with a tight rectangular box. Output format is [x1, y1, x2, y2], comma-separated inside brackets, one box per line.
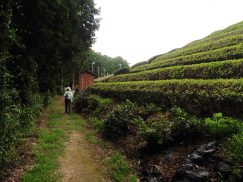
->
[132, 44, 243, 72]
[109, 59, 243, 82]
[152, 35, 243, 63]
[88, 79, 243, 117]
[185, 23, 243, 48]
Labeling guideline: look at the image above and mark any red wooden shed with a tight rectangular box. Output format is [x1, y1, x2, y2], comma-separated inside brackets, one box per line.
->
[78, 71, 96, 91]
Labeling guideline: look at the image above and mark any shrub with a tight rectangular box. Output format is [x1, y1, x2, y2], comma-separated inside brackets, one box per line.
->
[73, 92, 112, 115]
[132, 43, 243, 72]
[131, 61, 148, 69]
[88, 79, 243, 117]
[0, 93, 43, 178]
[169, 107, 204, 140]
[134, 103, 161, 120]
[152, 35, 243, 63]
[109, 59, 243, 82]
[114, 68, 130, 76]
[224, 133, 243, 164]
[103, 100, 137, 140]
[41, 91, 51, 108]
[205, 113, 242, 138]
[137, 113, 172, 145]
[73, 91, 89, 113]
[88, 117, 105, 131]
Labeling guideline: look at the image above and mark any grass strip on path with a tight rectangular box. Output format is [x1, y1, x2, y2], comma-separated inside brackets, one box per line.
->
[21, 97, 85, 182]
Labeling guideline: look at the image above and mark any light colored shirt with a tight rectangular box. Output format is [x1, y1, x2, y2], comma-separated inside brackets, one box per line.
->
[64, 90, 73, 101]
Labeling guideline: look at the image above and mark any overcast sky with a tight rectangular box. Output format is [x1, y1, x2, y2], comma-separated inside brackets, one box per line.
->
[92, 0, 243, 66]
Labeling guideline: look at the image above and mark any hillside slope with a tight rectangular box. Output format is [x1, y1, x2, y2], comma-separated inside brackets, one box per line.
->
[88, 21, 243, 117]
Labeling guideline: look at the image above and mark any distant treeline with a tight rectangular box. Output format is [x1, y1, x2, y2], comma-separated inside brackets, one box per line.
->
[84, 50, 129, 77]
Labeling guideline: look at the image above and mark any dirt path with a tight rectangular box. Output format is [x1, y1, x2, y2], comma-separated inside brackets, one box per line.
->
[58, 98, 107, 182]
[59, 131, 107, 182]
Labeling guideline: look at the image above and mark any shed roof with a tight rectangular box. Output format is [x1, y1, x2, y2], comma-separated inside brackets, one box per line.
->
[79, 71, 96, 76]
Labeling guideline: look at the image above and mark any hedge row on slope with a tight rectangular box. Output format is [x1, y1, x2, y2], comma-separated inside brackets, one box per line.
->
[88, 79, 243, 117]
[152, 34, 243, 63]
[132, 43, 243, 72]
[109, 59, 243, 82]
[184, 24, 243, 48]
[207, 21, 243, 38]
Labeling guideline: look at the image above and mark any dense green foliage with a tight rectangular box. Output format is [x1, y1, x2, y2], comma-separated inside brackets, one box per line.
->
[88, 79, 243, 116]
[74, 91, 243, 172]
[224, 133, 243, 164]
[205, 113, 243, 138]
[109, 59, 243, 81]
[114, 68, 130, 76]
[103, 100, 136, 139]
[0, 0, 99, 178]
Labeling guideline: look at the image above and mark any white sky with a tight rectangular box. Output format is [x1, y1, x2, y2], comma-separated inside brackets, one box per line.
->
[92, 0, 243, 66]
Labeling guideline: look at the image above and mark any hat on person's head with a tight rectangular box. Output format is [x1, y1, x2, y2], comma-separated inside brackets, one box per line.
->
[66, 87, 71, 91]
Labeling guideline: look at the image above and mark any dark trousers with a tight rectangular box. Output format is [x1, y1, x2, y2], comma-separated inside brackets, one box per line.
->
[65, 99, 71, 114]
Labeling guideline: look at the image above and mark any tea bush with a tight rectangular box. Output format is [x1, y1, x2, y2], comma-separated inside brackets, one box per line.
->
[114, 67, 130, 76]
[205, 113, 243, 138]
[136, 113, 172, 145]
[169, 107, 205, 141]
[224, 133, 243, 164]
[132, 44, 243, 72]
[88, 117, 105, 131]
[103, 100, 137, 140]
[73, 92, 112, 115]
[136, 107, 205, 145]
[109, 59, 243, 82]
[88, 79, 243, 117]
[151, 34, 243, 63]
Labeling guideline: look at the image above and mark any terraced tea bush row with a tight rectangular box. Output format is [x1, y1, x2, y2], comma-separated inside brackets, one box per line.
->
[132, 22, 243, 69]
[88, 79, 243, 117]
[109, 59, 243, 82]
[184, 24, 243, 48]
[207, 21, 243, 38]
[132, 44, 243, 72]
[152, 35, 243, 62]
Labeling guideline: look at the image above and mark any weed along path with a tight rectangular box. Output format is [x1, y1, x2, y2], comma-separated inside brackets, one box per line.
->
[22, 96, 108, 182]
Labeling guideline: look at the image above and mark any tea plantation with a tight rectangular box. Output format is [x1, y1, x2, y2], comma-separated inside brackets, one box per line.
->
[74, 21, 243, 181]
[89, 21, 243, 117]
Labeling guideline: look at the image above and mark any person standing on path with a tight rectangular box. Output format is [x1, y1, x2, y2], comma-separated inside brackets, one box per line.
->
[64, 87, 73, 114]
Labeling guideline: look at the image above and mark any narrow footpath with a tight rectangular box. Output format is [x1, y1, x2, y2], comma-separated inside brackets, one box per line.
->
[22, 96, 108, 182]
[57, 97, 107, 182]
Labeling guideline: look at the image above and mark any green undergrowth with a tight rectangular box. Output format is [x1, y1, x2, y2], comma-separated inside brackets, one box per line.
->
[22, 98, 86, 182]
[74, 95, 139, 181]
[106, 152, 138, 182]
[0, 93, 47, 179]
[74, 93, 243, 180]
[85, 130, 138, 182]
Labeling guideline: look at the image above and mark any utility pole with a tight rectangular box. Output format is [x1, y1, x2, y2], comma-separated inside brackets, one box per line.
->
[97, 66, 99, 77]
[92, 62, 95, 73]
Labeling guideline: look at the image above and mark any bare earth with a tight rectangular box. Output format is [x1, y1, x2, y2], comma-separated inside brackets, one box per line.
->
[59, 131, 107, 182]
